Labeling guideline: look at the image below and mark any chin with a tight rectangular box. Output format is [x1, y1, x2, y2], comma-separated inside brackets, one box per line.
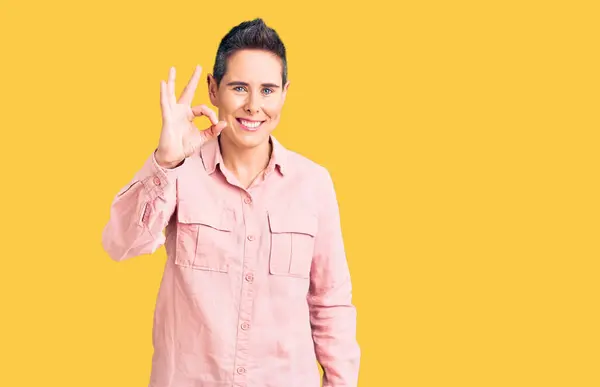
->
[226, 128, 271, 149]
[228, 120, 272, 148]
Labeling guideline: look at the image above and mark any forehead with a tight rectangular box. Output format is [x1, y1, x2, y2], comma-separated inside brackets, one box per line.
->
[224, 49, 282, 84]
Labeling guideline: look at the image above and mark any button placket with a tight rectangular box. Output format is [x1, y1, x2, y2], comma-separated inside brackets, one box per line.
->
[234, 197, 259, 383]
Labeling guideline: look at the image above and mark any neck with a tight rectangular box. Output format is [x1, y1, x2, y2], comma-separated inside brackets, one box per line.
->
[219, 135, 272, 185]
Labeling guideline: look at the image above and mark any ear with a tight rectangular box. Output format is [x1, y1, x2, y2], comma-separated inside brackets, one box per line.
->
[207, 74, 219, 107]
[281, 80, 291, 102]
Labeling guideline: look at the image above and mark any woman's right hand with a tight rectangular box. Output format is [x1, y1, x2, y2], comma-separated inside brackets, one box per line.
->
[155, 65, 227, 168]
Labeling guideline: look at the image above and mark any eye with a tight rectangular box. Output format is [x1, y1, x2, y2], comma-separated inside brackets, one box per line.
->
[262, 88, 274, 95]
[233, 86, 246, 92]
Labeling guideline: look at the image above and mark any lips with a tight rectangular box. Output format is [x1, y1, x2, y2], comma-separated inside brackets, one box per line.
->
[236, 118, 265, 131]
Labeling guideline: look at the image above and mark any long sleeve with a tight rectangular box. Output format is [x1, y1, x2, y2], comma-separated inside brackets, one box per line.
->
[101, 150, 181, 262]
[308, 168, 361, 387]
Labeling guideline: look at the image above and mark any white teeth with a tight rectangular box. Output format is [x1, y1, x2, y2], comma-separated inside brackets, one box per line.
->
[241, 120, 262, 128]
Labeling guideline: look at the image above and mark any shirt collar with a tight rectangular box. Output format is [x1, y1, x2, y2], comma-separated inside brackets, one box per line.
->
[201, 134, 288, 176]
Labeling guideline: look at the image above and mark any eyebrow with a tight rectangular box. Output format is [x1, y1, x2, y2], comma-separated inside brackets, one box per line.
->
[226, 81, 281, 88]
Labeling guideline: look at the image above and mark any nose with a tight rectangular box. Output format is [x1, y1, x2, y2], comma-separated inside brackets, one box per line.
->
[244, 92, 261, 115]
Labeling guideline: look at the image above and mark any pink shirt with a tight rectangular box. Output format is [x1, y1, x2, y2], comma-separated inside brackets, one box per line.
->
[102, 136, 360, 387]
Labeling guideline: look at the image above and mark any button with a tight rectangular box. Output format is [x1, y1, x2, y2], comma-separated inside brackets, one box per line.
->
[241, 322, 250, 330]
[153, 177, 161, 186]
[236, 367, 246, 375]
[244, 196, 252, 204]
[247, 235, 255, 241]
[245, 273, 254, 282]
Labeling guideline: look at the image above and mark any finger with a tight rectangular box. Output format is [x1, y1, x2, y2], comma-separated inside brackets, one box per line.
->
[179, 65, 202, 105]
[191, 104, 219, 126]
[212, 120, 228, 135]
[201, 120, 228, 142]
[160, 81, 170, 119]
[167, 67, 176, 106]
[213, 121, 228, 137]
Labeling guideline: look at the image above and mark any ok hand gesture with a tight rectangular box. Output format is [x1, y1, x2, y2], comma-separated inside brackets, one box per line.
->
[155, 66, 227, 168]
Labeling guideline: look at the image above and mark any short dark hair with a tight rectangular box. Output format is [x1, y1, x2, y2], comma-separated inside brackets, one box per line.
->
[212, 18, 287, 87]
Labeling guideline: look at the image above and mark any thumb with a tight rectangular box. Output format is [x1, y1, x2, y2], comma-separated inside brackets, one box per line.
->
[186, 130, 205, 157]
[191, 121, 227, 152]
[213, 120, 228, 136]
[204, 120, 228, 140]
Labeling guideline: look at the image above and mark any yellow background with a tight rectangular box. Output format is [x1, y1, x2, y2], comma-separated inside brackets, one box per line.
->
[1, 0, 598, 385]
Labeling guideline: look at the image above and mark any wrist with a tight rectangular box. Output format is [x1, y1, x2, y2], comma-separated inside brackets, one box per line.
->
[154, 150, 183, 169]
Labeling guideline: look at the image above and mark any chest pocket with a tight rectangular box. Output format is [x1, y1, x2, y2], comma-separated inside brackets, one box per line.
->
[175, 200, 236, 273]
[267, 209, 318, 278]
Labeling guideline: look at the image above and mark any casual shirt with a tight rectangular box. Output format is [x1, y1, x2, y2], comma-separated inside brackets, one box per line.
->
[102, 135, 360, 387]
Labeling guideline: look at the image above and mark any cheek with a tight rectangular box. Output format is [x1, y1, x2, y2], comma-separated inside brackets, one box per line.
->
[263, 100, 284, 119]
[219, 94, 245, 114]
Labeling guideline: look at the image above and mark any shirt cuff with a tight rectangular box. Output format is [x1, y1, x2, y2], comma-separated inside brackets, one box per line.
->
[139, 150, 184, 201]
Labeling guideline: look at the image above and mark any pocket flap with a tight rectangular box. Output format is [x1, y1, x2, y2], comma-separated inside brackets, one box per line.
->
[268, 210, 318, 237]
[177, 201, 234, 232]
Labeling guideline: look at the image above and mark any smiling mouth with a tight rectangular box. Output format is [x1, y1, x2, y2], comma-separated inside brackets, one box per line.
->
[236, 118, 265, 131]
